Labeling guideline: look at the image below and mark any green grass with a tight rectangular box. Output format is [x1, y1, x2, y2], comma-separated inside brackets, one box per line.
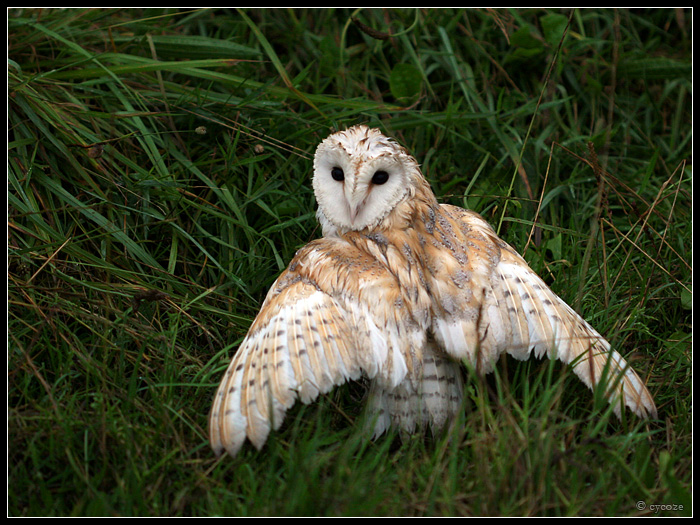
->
[8, 8, 691, 517]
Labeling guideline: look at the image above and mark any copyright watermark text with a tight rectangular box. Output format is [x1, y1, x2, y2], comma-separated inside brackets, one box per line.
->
[636, 501, 684, 513]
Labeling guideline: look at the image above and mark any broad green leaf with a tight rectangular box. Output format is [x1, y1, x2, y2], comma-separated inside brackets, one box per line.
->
[389, 63, 422, 103]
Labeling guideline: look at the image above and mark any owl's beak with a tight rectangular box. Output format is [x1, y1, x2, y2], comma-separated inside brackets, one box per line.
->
[348, 202, 360, 223]
[345, 187, 367, 227]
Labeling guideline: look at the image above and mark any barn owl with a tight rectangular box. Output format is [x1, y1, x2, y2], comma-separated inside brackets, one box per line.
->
[209, 125, 657, 458]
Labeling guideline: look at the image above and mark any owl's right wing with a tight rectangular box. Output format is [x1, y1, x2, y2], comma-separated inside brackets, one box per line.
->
[209, 238, 422, 458]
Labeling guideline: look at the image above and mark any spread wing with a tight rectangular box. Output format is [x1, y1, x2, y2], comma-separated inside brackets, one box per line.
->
[426, 204, 657, 419]
[209, 237, 424, 458]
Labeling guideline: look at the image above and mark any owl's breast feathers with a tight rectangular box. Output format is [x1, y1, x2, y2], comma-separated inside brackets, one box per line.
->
[210, 190, 656, 458]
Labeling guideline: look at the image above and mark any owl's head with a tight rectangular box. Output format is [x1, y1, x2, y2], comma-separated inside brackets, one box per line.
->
[312, 125, 425, 235]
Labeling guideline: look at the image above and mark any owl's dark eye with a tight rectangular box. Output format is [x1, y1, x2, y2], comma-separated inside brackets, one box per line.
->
[331, 167, 345, 182]
[372, 170, 389, 185]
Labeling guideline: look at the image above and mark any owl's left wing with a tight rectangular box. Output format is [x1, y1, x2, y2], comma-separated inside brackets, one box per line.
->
[209, 238, 422, 457]
[426, 205, 657, 419]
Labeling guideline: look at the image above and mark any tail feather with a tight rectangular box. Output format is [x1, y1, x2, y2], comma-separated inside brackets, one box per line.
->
[366, 343, 464, 438]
